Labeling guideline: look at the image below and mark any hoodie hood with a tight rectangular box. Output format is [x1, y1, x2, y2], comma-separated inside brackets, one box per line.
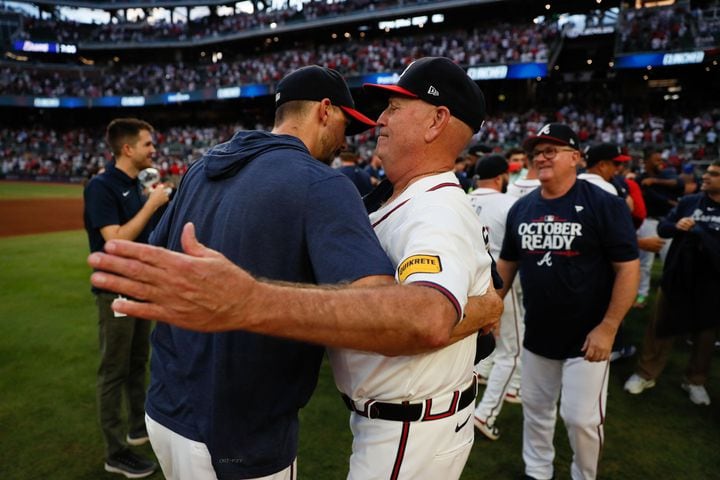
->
[204, 130, 310, 180]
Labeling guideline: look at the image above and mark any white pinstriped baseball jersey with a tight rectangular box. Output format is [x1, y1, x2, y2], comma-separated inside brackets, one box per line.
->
[328, 172, 493, 403]
[507, 177, 540, 199]
[467, 187, 517, 259]
[577, 173, 618, 195]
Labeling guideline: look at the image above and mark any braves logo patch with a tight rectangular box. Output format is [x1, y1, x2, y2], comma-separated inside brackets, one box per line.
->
[397, 254, 442, 282]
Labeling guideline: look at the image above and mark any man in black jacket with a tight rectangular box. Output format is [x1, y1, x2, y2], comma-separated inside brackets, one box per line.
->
[624, 161, 720, 406]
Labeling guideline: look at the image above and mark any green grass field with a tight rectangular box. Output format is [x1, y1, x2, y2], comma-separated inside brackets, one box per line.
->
[0, 184, 718, 479]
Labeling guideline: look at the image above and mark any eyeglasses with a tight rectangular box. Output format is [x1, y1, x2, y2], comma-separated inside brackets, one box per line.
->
[531, 146, 576, 159]
[704, 170, 720, 177]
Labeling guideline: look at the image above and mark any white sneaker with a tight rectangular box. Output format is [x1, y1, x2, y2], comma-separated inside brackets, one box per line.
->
[624, 373, 655, 394]
[504, 387, 522, 404]
[681, 383, 711, 406]
[473, 415, 500, 441]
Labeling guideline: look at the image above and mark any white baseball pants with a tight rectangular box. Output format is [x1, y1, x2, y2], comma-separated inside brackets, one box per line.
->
[474, 282, 524, 424]
[346, 403, 474, 480]
[637, 218, 672, 297]
[146, 414, 297, 480]
[521, 350, 609, 480]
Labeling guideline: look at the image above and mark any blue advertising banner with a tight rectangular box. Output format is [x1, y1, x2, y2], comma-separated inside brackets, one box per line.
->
[0, 84, 270, 109]
[615, 51, 706, 69]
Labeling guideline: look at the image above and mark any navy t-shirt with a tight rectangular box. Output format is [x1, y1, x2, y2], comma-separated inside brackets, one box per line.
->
[146, 131, 394, 479]
[83, 162, 157, 293]
[501, 179, 638, 359]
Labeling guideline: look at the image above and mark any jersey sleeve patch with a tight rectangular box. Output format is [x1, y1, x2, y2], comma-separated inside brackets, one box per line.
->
[397, 254, 442, 283]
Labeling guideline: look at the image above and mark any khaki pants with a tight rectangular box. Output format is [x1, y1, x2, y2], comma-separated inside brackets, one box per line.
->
[96, 292, 152, 458]
[636, 288, 717, 385]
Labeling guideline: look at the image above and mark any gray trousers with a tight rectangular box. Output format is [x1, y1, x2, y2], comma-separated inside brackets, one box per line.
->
[95, 292, 152, 458]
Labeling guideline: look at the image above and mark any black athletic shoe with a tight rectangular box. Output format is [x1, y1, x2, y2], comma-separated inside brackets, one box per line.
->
[105, 449, 157, 478]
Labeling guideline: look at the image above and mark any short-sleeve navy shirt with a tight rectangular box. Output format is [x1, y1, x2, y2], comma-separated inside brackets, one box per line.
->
[501, 180, 638, 359]
[84, 162, 156, 293]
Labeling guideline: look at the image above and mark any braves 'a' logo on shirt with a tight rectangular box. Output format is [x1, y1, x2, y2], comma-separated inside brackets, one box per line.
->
[536, 251, 553, 266]
[518, 215, 582, 255]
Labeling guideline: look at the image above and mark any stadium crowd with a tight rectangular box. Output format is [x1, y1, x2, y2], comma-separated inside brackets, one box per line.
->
[3, 21, 556, 97]
[13, 0, 445, 45]
[0, 123, 242, 180]
[3, 108, 717, 180]
[618, 1, 720, 53]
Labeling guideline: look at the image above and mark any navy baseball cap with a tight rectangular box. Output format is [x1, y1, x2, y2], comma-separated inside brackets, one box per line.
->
[475, 154, 509, 180]
[363, 57, 486, 133]
[275, 65, 377, 135]
[584, 142, 624, 167]
[523, 123, 580, 152]
[468, 143, 492, 156]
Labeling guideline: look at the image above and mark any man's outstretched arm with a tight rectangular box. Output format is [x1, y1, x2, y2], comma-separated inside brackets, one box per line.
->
[89, 223, 501, 356]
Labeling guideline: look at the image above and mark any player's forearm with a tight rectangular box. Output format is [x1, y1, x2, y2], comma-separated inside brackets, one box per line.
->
[600, 259, 640, 331]
[653, 178, 676, 187]
[243, 281, 458, 355]
[447, 289, 503, 344]
[103, 203, 160, 242]
[496, 259, 519, 299]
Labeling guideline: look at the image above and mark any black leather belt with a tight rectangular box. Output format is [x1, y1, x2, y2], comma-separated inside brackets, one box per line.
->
[341, 377, 477, 422]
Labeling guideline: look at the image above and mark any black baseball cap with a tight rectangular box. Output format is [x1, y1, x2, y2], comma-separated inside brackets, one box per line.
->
[523, 123, 580, 152]
[475, 154, 509, 180]
[363, 57, 486, 133]
[468, 143, 492, 156]
[275, 65, 377, 135]
[584, 143, 623, 167]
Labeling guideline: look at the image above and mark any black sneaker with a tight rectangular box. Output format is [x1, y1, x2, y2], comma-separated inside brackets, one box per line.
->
[105, 449, 157, 478]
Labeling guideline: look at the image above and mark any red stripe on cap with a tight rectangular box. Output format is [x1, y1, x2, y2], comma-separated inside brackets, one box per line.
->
[339, 106, 377, 129]
[363, 83, 419, 99]
[613, 154, 631, 162]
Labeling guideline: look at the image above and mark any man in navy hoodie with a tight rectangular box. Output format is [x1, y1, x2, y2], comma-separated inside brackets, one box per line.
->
[143, 66, 397, 480]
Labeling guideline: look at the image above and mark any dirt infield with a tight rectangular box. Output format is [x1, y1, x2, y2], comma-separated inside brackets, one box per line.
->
[0, 198, 84, 237]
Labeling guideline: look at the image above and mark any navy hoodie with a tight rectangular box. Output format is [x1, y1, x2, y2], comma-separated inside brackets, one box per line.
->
[146, 130, 393, 479]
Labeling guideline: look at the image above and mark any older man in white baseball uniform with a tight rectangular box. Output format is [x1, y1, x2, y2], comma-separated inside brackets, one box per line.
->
[328, 57, 493, 480]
